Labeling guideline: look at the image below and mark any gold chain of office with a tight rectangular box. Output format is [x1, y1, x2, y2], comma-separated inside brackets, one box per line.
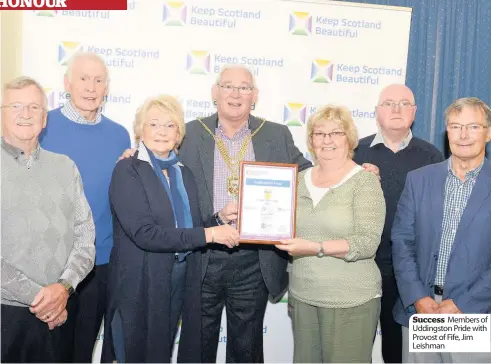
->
[197, 117, 267, 197]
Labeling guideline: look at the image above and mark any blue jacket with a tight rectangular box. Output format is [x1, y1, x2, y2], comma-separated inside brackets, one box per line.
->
[392, 158, 491, 327]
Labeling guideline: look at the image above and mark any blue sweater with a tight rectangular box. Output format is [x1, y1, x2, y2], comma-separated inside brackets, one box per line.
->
[353, 135, 444, 275]
[40, 107, 131, 265]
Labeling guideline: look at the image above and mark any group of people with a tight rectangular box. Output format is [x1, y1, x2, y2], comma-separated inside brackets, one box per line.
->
[1, 50, 490, 364]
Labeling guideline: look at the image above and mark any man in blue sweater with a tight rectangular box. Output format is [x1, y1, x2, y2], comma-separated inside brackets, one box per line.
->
[353, 84, 444, 363]
[40, 52, 130, 363]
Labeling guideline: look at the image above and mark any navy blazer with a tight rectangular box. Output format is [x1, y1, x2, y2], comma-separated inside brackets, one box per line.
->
[392, 158, 491, 327]
[102, 146, 206, 363]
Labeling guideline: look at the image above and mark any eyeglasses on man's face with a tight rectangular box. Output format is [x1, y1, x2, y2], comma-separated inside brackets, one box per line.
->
[447, 123, 489, 134]
[1, 102, 45, 115]
[378, 100, 415, 109]
[217, 84, 254, 95]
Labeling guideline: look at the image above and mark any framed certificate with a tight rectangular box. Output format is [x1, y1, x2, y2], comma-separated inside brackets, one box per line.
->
[237, 161, 298, 244]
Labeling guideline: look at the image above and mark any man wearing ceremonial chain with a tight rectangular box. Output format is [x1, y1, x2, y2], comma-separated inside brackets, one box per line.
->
[179, 64, 312, 362]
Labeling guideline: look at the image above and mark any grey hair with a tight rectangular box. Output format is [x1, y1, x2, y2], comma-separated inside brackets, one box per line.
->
[445, 97, 491, 127]
[2, 76, 48, 108]
[64, 51, 110, 87]
[215, 63, 257, 88]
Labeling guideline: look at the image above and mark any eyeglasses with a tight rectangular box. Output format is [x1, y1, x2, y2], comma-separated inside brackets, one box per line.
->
[144, 122, 178, 132]
[378, 100, 415, 109]
[1, 102, 45, 115]
[217, 84, 254, 95]
[311, 131, 346, 141]
[447, 123, 489, 134]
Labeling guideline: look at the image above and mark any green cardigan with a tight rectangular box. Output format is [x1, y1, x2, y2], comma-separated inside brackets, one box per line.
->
[290, 167, 386, 308]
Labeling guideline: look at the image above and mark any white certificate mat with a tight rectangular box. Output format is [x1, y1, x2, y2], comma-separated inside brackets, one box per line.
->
[238, 161, 298, 244]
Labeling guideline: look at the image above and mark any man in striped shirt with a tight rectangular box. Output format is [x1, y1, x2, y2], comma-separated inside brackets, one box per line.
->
[392, 97, 491, 363]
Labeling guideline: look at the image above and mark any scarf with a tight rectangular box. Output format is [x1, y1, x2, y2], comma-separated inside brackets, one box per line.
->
[144, 144, 192, 260]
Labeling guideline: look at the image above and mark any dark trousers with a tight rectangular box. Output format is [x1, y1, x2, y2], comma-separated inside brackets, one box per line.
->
[1, 298, 77, 363]
[170, 259, 187, 349]
[72, 263, 108, 363]
[110, 258, 187, 364]
[379, 273, 402, 363]
[202, 249, 269, 363]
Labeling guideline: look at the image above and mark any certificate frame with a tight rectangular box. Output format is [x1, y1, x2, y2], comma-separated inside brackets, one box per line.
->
[237, 161, 298, 244]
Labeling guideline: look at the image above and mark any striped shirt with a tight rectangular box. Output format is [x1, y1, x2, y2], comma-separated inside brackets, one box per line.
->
[61, 100, 103, 124]
[435, 158, 483, 285]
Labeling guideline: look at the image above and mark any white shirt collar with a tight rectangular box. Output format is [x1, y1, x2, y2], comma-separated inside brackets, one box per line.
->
[136, 142, 183, 168]
[370, 129, 413, 151]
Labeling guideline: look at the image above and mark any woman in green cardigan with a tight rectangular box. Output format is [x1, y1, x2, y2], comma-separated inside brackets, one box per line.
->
[276, 105, 386, 363]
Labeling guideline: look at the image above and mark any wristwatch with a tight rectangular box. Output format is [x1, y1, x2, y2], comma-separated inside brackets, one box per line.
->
[214, 212, 225, 225]
[58, 279, 74, 297]
[317, 242, 325, 258]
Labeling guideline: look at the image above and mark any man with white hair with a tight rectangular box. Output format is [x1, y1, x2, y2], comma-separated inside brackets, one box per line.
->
[1, 76, 95, 362]
[179, 64, 312, 362]
[40, 52, 130, 362]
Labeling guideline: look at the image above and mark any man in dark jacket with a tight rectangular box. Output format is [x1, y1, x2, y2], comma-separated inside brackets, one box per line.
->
[353, 84, 444, 363]
[179, 64, 312, 363]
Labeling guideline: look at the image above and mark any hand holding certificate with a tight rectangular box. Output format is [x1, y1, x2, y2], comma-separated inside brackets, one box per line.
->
[237, 161, 298, 244]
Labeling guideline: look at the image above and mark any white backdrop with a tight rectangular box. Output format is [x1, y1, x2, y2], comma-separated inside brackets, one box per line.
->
[21, 0, 412, 362]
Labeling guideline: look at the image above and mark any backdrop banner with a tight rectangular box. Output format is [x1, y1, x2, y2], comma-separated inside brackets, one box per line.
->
[21, 0, 411, 362]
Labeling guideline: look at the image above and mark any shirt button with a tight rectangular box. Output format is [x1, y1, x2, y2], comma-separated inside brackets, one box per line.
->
[452, 229, 456, 233]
